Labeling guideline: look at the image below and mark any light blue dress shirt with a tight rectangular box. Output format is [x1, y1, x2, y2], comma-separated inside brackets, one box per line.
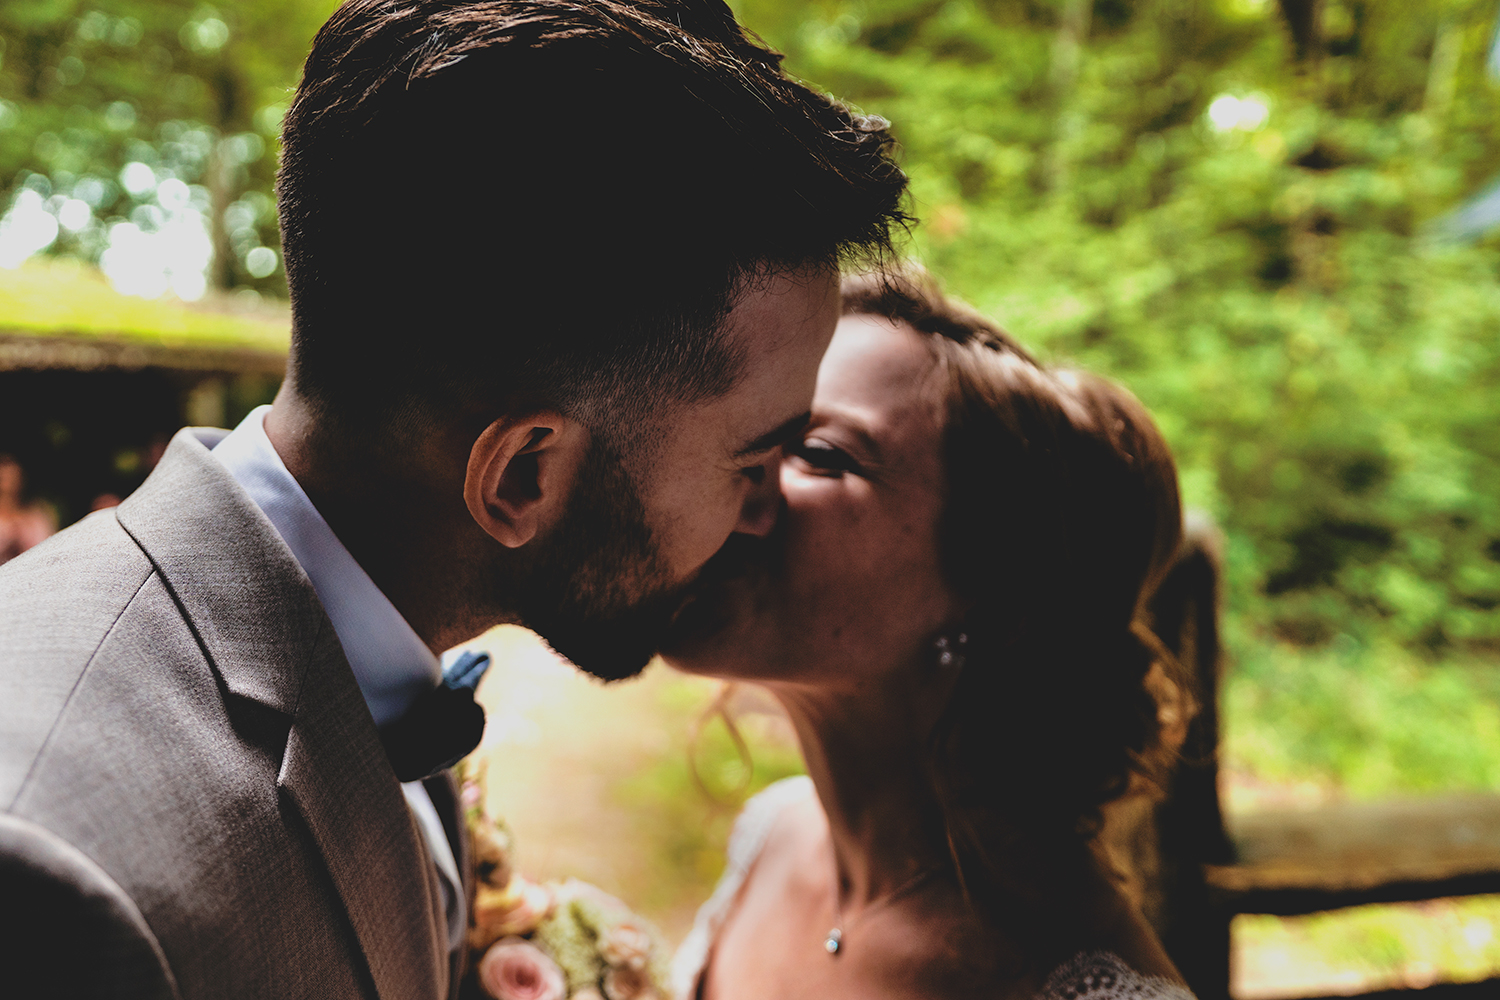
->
[212, 405, 464, 950]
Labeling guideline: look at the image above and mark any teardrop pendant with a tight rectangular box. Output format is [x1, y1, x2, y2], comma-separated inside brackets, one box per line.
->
[824, 927, 842, 955]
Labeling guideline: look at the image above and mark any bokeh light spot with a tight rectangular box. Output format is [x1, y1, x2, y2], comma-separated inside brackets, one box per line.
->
[245, 246, 278, 279]
[1208, 93, 1271, 132]
[57, 198, 91, 232]
[120, 162, 156, 198]
[104, 101, 137, 132]
[0, 190, 61, 268]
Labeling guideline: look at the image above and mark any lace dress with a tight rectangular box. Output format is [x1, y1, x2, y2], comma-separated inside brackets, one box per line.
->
[670, 777, 1197, 1000]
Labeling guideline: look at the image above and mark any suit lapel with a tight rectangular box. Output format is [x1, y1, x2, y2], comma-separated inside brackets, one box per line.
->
[279, 624, 448, 1000]
[117, 429, 448, 1000]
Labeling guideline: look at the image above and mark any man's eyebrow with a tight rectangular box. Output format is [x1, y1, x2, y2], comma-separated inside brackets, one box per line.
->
[734, 411, 812, 459]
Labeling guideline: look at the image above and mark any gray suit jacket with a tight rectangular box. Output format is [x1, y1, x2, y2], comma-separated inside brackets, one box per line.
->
[0, 429, 470, 999]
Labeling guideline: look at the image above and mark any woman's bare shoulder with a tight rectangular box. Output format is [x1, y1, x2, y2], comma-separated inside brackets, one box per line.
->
[745, 781, 831, 895]
[724, 776, 818, 872]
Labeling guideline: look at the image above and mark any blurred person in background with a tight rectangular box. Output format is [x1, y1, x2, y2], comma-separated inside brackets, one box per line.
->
[0, 2, 906, 998]
[665, 270, 1194, 1000]
[0, 454, 55, 565]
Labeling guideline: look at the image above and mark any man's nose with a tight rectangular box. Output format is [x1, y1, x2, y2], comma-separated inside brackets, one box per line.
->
[733, 451, 784, 537]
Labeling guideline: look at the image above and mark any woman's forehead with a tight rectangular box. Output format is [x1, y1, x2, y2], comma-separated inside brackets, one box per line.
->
[816, 314, 946, 459]
[819, 314, 939, 401]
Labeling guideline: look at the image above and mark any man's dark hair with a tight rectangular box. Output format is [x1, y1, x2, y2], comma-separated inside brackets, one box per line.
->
[278, 0, 908, 438]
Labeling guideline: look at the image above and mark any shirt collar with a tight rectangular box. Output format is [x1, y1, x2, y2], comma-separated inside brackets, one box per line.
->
[210, 405, 440, 727]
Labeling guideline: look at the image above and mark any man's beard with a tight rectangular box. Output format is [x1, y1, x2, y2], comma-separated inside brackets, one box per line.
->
[497, 438, 686, 682]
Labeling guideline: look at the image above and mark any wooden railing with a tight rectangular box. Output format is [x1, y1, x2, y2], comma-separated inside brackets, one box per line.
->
[1114, 516, 1500, 999]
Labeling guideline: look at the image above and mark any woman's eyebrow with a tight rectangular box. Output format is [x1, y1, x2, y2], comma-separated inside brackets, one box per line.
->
[733, 411, 812, 459]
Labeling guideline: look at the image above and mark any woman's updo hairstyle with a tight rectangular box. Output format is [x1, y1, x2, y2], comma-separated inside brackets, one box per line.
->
[842, 268, 1188, 920]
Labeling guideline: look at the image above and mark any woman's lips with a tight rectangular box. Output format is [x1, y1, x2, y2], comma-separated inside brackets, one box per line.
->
[660, 531, 777, 651]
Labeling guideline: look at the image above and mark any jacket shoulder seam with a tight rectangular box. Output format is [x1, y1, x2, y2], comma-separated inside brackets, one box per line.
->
[8, 565, 159, 812]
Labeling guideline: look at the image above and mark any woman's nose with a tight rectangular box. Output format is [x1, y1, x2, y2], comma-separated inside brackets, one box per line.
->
[733, 452, 784, 537]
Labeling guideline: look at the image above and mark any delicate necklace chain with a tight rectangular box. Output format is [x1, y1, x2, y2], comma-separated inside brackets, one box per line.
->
[824, 866, 938, 956]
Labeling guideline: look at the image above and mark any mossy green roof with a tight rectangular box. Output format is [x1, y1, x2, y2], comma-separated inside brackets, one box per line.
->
[0, 258, 290, 355]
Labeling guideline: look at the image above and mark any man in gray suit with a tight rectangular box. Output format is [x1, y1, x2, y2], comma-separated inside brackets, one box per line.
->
[0, 1, 906, 997]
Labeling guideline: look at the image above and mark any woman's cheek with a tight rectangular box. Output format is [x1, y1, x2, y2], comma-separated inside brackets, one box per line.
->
[784, 478, 866, 545]
[781, 472, 839, 522]
[779, 465, 818, 501]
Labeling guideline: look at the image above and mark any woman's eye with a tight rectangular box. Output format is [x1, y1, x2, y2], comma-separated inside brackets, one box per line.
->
[789, 439, 859, 476]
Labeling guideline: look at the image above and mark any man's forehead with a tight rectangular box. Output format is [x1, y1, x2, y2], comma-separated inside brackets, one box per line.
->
[720, 266, 841, 351]
[677, 265, 838, 460]
[733, 410, 813, 459]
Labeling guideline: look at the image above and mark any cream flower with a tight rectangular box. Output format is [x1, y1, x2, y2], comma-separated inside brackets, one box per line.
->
[471, 877, 555, 948]
[599, 919, 654, 971]
[602, 964, 661, 1000]
[477, 938, 566, 1000]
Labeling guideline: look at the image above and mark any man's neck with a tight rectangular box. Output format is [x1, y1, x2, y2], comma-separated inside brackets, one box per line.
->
[263, 393, 501, 654]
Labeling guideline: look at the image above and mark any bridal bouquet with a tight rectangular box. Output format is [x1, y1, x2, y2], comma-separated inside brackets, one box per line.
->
[461, 770, 671, 1000]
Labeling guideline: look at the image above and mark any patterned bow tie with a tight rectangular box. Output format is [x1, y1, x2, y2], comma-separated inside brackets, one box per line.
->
[379, 650, 491, 782]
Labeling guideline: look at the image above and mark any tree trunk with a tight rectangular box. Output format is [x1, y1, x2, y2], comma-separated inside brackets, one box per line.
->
[1277, 0, 1323, 62]
[207, 64, 248, 291]
[207, 142, 236, 293]
[1050, 0, 1093, 95]
[1046, 0, 1093, 193]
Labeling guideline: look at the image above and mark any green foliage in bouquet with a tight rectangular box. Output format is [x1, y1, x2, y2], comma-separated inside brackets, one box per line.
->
[529, 898, 607, 996]
[533, 882, 673, 998]
[460, 765, 671, 1000]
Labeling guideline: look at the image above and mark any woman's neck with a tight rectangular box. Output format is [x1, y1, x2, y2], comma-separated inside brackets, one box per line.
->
[768, 679, 952, 914]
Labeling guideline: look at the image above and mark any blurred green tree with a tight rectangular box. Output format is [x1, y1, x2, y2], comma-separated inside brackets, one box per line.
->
[0, 1, 338, 294]
[4, 0, 1500, 787]
[728, 0, 1500, 678]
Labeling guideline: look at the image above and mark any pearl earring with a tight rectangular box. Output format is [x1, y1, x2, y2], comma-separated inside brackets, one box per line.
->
[934, 631, 968, 669]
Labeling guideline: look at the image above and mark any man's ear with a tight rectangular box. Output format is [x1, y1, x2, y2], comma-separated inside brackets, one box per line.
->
[464, 412, 582, 548]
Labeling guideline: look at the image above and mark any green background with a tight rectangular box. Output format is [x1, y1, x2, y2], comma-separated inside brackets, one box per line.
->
[5, 0, 1500, 794]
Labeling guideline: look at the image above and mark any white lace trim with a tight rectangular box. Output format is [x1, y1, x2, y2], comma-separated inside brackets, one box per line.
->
[1037, 951, 1196, 1000]
[670, 776, 815, 1000]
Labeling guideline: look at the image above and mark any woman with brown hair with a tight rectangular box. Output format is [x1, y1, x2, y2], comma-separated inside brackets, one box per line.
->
[663, 269, 1195, 999]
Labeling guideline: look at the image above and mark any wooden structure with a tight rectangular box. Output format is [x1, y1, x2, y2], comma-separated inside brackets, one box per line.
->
[1122, 517, 1500, 999]
[0, 328, 286, 376]
[0, 260, 288, 526]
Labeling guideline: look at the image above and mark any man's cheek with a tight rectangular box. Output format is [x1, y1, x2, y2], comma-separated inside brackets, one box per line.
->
[676, 511, 743, 580]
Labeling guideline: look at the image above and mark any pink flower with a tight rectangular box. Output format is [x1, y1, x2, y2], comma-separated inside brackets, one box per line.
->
[599, 919, 654, 971]
[602, 964, 661, 1000]
[461, 780, 483, 811]
[477, 938, 566, 1000]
